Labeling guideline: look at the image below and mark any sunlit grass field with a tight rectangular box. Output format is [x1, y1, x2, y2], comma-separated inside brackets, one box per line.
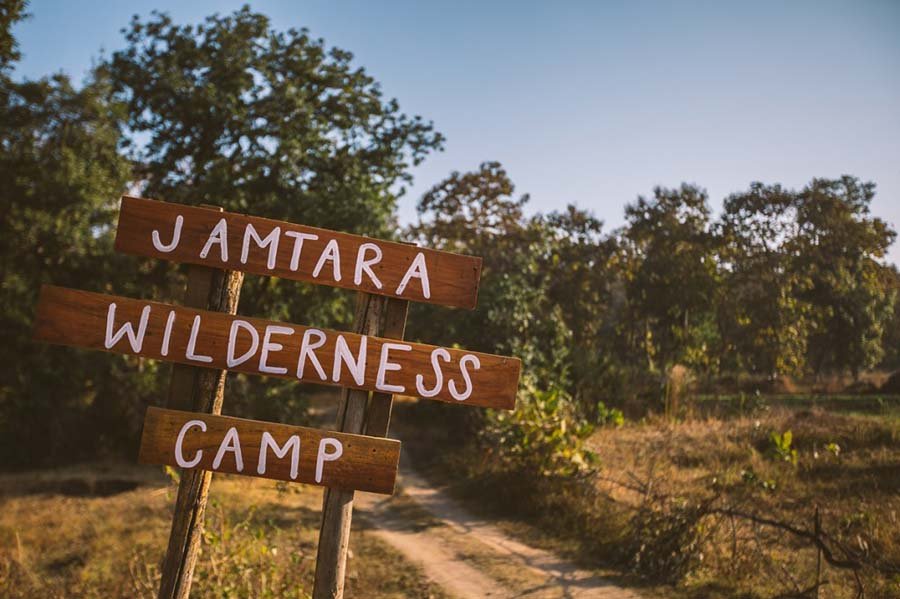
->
[0, 465, 445, 599]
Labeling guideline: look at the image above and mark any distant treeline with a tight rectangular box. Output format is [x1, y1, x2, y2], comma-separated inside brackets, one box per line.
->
[1, 5, 896, 467]
[408, 164, 898, 415]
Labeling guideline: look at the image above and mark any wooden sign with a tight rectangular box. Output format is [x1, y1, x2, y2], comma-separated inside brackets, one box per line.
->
[139, 407, 400, 494]
[33, 285, 520, 410]
[115, 196, 482, 309]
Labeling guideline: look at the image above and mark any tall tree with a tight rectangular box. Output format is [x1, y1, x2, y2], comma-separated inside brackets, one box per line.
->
[409, 163, 623, 413]
[718, 183, 813, 376]
[0, 0, 27, 74]
[793, 177, 896, 376]
[623, 184, 720, 372]
[105, 7, 443, 326]
[105, 7, 443, 422]
[0, 70, 141, 466]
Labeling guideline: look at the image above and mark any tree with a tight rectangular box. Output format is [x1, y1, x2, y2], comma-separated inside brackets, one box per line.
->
[718, 183, 814, 376]
[409, 162, 626, 415]
[105, 6, 443, 328]
[0, 0, 27, 74]
[879, 266, 900, 371]
[535, 206, 621, 410]
[623, 185, 720, 372]
[793, 177, 896, 376]
[0, 70, 143, 466]
[408, 162, 565, 374]
[104, 7, 443, 422]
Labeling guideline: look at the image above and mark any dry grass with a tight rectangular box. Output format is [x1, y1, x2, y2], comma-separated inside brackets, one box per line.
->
[589, 408, 900, 597]
[399, 400, 900, 598]
[0, 464, 445, 598]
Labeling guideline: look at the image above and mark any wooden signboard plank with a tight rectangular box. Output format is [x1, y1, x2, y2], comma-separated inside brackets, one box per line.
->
[139, 407, 400, 494]
[115, 196, 483, 309]
[33, 285, 521, 410]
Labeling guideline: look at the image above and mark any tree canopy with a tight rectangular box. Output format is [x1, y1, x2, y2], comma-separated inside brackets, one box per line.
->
[0, 5, 896, 469]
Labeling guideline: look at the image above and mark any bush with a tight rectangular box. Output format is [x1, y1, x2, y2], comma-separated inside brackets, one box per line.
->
[596, 401, 625, 427]
[768, 429, 798, 465]
[482, 384, 598, 478]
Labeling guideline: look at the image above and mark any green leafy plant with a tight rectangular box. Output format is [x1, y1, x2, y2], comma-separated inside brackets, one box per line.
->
[740, 466, 777, 492]
[596, 401, 625, 427]
[484, 385, 599, 478]
[768, 429, 798, 465]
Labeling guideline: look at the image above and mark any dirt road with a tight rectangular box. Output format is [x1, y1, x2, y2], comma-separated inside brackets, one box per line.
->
[355, 459, 643, 599]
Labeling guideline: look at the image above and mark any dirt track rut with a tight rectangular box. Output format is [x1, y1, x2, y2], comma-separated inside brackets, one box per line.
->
[355, 461, 644, 599]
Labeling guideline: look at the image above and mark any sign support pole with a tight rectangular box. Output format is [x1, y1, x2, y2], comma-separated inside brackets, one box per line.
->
[312, 293, 408, 598]
[157, 208, 245, 599]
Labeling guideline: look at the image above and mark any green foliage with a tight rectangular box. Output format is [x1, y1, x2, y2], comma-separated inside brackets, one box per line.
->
[768, 429, 798, 465]
[795, 178, 897, 376]
[623, 184, 721, 373]
[1, 4, 898, 474]
[0, 0, 27, 74]
[106, 6, 443, 330]
[596, 401, 624, 427]
[0, 70, 156, 466]
[482, 385, 598, 478]
[0, 6, 443, 467]
[718, 183, 814, 376]
[740, 466, 778, 492]
[407, 163, 621, 416]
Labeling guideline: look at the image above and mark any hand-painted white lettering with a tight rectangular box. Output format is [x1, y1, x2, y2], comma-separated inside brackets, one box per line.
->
[161, 310, 176, 356]
[449, 354, 481, 401]
[354, 243, 384, 289]
[312, 239, 342, 281]
[212, 426, 244, 472]
[185, 315, 213, 363]
[241, 223, 281, 269]
[200, 217, 229, 262]
[297, 328, 328, 380]
[259, 325, 293, 375]
[376, 342, 412, 393]
[257, 431, 301, 479]
[284, 231, 319, 271]
[415, 347, 451, 397]
[315, 437, 343, 483]
[395, 252, 431, 299]
[104, 302, 151, 352]
[151, 214, 183, 252]
[174, 419, 207, 468]
[332, 334, 367, 386]
[226, 320, 259, 368]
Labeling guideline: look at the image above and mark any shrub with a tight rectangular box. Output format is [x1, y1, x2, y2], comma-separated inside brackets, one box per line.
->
[768, 429, 798, 465]
[596, 401, 625, 427]
[482, 384, 598, 478]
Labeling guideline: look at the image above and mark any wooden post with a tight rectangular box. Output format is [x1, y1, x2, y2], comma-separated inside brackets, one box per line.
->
[312, 293, 408, 598]
[814, 505, 822, 599]
[365, 297, 409, 438]
[157, 209, 244, 599]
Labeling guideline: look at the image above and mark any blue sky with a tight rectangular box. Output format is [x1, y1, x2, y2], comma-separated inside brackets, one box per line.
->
[12, 0, 900, 265]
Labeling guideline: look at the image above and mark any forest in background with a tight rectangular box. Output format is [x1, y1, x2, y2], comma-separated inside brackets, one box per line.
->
[1, 4, 897, 468]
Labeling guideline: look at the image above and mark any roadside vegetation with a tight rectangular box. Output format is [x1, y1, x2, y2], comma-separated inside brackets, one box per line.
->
[2, 3, 898, 598]
[0, 466, 445, 598]
[401, 393, 900, 598]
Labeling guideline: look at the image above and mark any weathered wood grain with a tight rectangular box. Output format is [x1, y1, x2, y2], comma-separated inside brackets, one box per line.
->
[313, 292, 395, 599]
[365, 297, 409, 438]
[139, 407, 400, 494]
[158, 248, 244, 599]
[33, 285, 520, 410]
[114, 196, 483, 309]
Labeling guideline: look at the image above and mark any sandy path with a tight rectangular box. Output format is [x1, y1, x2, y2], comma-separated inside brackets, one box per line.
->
[355, 460, 643, 599]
